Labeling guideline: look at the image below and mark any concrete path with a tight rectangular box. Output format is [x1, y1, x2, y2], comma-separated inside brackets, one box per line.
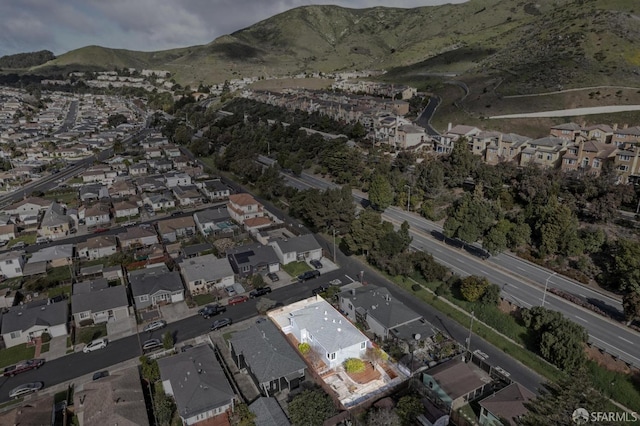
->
[490, 105, 640, 119]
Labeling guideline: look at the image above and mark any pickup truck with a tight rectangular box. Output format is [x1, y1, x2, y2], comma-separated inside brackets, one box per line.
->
[3, 359, 45, 377]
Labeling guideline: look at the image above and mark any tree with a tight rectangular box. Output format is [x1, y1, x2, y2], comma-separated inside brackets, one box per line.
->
[444, 193, 495, 244]
[344, 209, 384, 256]
[480, 283, 501, 306]
[460, 275, 490, 302]
[107, 113, 128, 128]
[369, 173, 394, 210]
[251, 274, 265, 289]
[517, 368, 612, 426]
[154, 390, 176, 426]
[367, 407, 401, 426]
[343, 358, 366, 373]
[483, 219, 512, 255]
[140, 356, 159, 382]
[622, 291, 640, 325]
[162, 331, 174, 349]
[415, 160, 444, 198]
[608, 239, 640, 293]
[230, 403, 256, 426]
[443, 137, 478, 187]
[396, 395, 423, 426]
[288, 389, 336, 426]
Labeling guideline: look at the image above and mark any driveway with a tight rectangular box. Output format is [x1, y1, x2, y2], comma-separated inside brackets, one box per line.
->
[160, 301, 196, 323]
[107, 316, 137, 341]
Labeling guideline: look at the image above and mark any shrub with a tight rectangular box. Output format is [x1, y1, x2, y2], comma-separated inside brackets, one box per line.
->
[411, 284, 421, 292]
[298, 342, 311, 355]
[343, 358, 366, 373]
[79, 319, 94, 327]
[40, 332, 52, 343]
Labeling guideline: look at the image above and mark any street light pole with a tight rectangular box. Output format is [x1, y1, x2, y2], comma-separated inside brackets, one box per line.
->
[541, 272, 557, 307]
[332, 228, 336, 264]
[466, 311, 475, 355]
[405, 184, 411, 211]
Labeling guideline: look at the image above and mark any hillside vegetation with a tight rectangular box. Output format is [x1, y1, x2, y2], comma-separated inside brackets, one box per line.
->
[26, 0, 640, 94]
[0, 50, 55, 69]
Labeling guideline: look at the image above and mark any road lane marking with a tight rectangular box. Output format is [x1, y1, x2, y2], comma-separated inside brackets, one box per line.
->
[517, 267, 526, 271]
[579, 294, 586, 298]
[619, 336, 633, 344]
[590, 336, 640, 364]
[480, 270, 488, 275]
[574, 316, 587, 322]
[344, 275, 355, 283]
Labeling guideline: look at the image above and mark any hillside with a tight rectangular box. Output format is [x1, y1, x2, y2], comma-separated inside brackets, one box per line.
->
[28, 0, 640, 94]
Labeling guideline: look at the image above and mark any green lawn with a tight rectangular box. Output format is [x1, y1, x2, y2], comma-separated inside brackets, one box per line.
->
[76, 324, 107, 345]
[8, 234, 37, 247]
[0, 344, 36, 369]
[48, 284, 71, 299]
[282, 261, 311, 277]
[193, 293, 216, 306]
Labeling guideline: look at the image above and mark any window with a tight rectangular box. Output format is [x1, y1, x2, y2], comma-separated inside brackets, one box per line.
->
[242, 265, 251, 273]
[618, 165, 629, 172]
[547, 154, 552, 161]
[348, 303, 353, 311]
[360, 342, 366, 349]
[593, 159, 601, 168]
[139, 295, 149, 302]
[327, 352, 336, 360]
[537, 153, 543, 159]
[15, 268, 21, 273]
[6, 259, 13, 264]
[79, 312, 90, 319]
[10, 331, 21, 339]
[619, 155, 630, 161]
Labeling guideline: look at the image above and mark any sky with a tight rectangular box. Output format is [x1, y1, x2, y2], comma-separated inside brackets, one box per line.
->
[0, 0, 466, 57]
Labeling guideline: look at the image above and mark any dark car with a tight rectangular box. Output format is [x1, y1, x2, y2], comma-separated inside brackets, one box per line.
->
[181, 344, 193, 353]
[142, 339, 163, 352]
[310, 259, 323, 269]
[170, 210, 184, 217]
[198, 304, 226, 319]
[211, 318, 232, 330]
[92, 227, 109, 234]
[266, 272, 279, 282]
[312, 286, 327, 296]
[297, 270, 321, 282]
[92, 371, 109, 381]
[3, 359, 45, 377]
[249, 287, 272, 298]
[228, 295, 248, 306]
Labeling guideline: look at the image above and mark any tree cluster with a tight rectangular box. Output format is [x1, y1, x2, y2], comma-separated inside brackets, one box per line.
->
[288, 388, 337, 426]
[0, 50, 55, 68]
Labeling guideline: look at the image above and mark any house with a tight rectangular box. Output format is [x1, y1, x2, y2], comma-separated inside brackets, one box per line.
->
[611, 125, 640, 146]
[117, 226, 159, 249]
[149, 158, 173, 172]
[77, 235, 118, 260]
[109, 179, 137, 198]
[227, 244, 280, 278]
[1, 300, 68, 348]
[269, 234, 322, 265]
[38, 202, 72, 240]
[157, 216, 196, 242]
[550, 122, 582, 141]
[135, 176, 166, 193]
[193, 207, 234, 236]
[519, 136, 568, 168]
[3, 196, 52, 221]
[164, 171, 192, 188]
[0, 250, 26, 278]
[0, 223, 17, 242]
[129, 162, 149, 176]
[142, 191, 175, 211]
[71, 279, 129, 325]
[229, 320, 306, 396]
[0, 395, 55, 425]
[484, 133, 530, 165]
[339, 284, 423, 340]
[227, 193, 265, 225]
[198, 179, 231, 200]
[282, 297, 370, 369]
[421, 357, 491, 413]
[244, 216, 273, 231]
[561, 139, 618, 176]
[162, 144, 182, 158]
[80, 203, 111, 227]
[478, 383, 535, 426]
[74, 367, 150, 426]
[79, 184, 110, 201]
[158, 344, 235, 425]
[128, 265, 185, 310]
[113, 200, 140, 218]
[249, 397, 291, 426]
[614, 146, 640, 184]
[178, 254, 234, 295]
[172, 185, 203, 206]
[181, 243, 215, 258]
[395, 124, 427, 149]
[580, 124, 613, 144]
[29, 244, 74, 268]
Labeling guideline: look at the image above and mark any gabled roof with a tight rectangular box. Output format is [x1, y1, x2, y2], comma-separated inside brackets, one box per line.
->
[30, 244, 74, 263]
[72, 284, 128, 314]
[202, 180, 228, 192]
[230, 320, 306, 385]
[249, 397, 291, 426]
[339, 285, 422, 330]
[77, 235, 117, 252]
[447, 125, 481, 136]
[244, 217, 272, 228]
[113, 200, 138, 211]
[1, 299, 67, 334]
[117, 226, 158, 242]
[227, 244, 279, 270]
[182, 243, 214, 257]
[551, 122, 581, 131]
[272, 234, 321, 255]
[194, 207, 230, 224]
[424, 358, 487, 400]
[157, 216, 196, 234]
[5, 196, 51, 211]
[478, 383, 535, 424]
[129, 266, 184, 297]
[0, 250, 25, 263]
[73, 278, 109, 294]
[179, 254, 234, 283]
[158, 345, 234, 420]
[40, 202, 70, 227]
[229, 193, 259, 207]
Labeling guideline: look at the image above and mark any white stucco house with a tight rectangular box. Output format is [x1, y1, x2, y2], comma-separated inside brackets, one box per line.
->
[1, 300, 68, 348]
[178, 254, 234, 295]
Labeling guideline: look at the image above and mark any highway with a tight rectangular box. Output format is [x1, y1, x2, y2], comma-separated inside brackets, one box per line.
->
[269, 163, 640, 368]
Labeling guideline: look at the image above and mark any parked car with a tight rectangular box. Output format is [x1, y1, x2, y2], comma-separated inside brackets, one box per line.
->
[198, 304, 226, 319]
[225, 286, 237, 296]
[143, 320, 167, 333]
[3, 359, 45, 377]
[92, 371, 109, 381]
[12, 241, 26, 249]
[312, 286, 328, 296]
[266, 272, 279, 282]
[249, 287, 272, 298]
[35, 236, 51, 245]
[9, 382, 44, 399]
[227, 295, 249, 306]
[69, 228, 77, 234]
[181, 344, 193, 353]
[310, 259, 323, 269]
[83, 338, 108, 353]
[211, 318, 232, 330]
[92, 227, 109, 234]
[297, 270, 321, 282]
[142, 339, 163, 352]
[170, 210, 184, 217]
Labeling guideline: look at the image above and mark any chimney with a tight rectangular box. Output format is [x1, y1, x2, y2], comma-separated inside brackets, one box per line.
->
[448, 122, 452, 131]
[623, 124, 629, 129]
[613, 123, 618, 131]
[581, 121, 586, 128]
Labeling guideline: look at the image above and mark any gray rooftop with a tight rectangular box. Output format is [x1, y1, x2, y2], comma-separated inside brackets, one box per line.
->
[1, 299, 67, 334]
[29, 244, 74, 263]
[339, 285, 422, 330]
[272, 234, 321, 255]
[249, 397, 291, 426]
[179, 254, 234, 283]
[228, 243, 279, 270]
[193, 207, 230, 224]
[128, 266, 184, 296]
[72, 284, 128, 315]
[182, 243, 214, 257]
[73, 278, 109, 294]
[40, 202, 70, 227]
[158, 344, 235, 420]
[230, 321, 306, 385]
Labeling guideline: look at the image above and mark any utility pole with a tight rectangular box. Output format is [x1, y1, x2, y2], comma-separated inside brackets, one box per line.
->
[405, 184, 411, 211]
[466, 311, 475, 356]
[541, 272, 557, 307]
[332, 228, 336, 264]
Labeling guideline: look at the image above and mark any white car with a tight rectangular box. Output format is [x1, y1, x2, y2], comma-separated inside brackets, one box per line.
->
[9, 382, 43, 399]
[83, 338, 108, 353]
[143, 320, 167, 333]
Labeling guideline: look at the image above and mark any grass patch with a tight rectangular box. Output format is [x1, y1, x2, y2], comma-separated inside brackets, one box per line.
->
[76, 324, 107, 345]
[43, 190, 79, 207]
[586, 361, 640, 413]
[41, 343, 50, 353]
[222, 331, 233, 342]
[282, 261, 311, 277]
[0, 277, 23, 290]
[8, 234, 37, 247]
[0, 344, 36, 369]
[0, 397, 23, 409]
[193, 293, 216, 306]
[116, 215, 140, 223]
[47, 284, 71, 299]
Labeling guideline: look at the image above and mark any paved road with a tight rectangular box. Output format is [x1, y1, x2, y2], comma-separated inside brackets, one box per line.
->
[490, 105, 640, 119]
[414, 96, 441, 136]
[277, 170, 640, 368]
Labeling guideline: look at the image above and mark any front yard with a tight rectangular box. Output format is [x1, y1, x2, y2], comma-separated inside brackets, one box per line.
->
[193, 293, 216, 306]
[282, 261, 312, 277]
[0, 344, 36, 369]
[75, 324, 107, 345]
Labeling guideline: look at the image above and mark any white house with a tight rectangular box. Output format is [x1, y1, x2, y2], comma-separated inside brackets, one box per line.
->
[113, 200, 139, 218]
[227, 193, 264, 224]
[269, 234, 322, 265]
[71, 279, 129, 325]
[4, 197, 52, 221]
[80, 203, 111, 227]
[164, 171, 192, 188]
[178, 254, 234, 295]
[1, 300, 68, 348]
[76, 235, 118, 260]
[197, 179, 231, 200]
[0, 250, 26, 278]
[143, 192, 176, 211]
